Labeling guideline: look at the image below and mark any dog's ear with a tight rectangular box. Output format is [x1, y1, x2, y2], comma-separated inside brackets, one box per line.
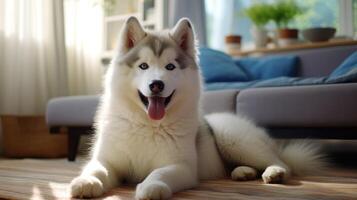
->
[170, 18, 196, 55]
[118, 16, 146, 53]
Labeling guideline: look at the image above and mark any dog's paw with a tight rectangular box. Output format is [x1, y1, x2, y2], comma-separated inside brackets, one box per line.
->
[135, 181, 172, 200]
[69, 175, 105, 198]
[262, 165, 289, 184]
[231, 166, 258, 181]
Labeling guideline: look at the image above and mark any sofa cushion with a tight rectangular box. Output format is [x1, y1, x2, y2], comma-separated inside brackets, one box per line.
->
[236, 83, 357, 127]
[235, 55, 298, 80]
[330, 51, 357, 77]
[46, 95, 99, 127]
[205, 64, 357, 91]
[199, 47, 250, 83]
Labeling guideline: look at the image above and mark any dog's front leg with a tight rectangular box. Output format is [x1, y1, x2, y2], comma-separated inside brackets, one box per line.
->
[69, 159, 118, 198]
[135, 164, 197, 200]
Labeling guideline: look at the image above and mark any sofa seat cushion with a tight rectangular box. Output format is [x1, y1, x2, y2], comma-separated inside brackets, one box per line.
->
[46, 95, 99, 127]
[205, 65, 357, 91]
[46, 90, 239, 127]
[236, 83, 357, 127]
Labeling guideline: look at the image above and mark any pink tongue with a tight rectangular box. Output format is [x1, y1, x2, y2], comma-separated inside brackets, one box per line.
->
[148, 97, 166, 120]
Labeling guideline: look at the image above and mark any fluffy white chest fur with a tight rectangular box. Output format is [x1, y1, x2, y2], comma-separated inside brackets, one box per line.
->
[96, 116, 200, 184]
[69, 17, 324, 200]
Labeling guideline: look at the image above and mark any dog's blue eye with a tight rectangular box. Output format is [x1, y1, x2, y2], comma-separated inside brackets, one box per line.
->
[165, 63, 176, 71]
[138, 63, 149, 70]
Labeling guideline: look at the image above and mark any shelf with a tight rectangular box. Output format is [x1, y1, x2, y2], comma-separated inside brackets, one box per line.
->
[105, 13, 139, 22]
[229, 39, 357, 57]
[101, 0, 166, 64]
[142, 20, 156, 26]
[101, 51, 115, 66]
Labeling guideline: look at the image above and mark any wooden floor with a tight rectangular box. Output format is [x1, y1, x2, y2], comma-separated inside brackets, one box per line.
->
[0, 158, 357, 200]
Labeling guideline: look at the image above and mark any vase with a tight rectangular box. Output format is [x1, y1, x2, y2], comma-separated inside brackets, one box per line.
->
[251, 26, 268, 48]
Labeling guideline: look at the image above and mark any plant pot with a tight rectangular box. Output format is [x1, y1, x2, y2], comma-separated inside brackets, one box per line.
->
[225, 35, 242, 54]
[251, 26, 268, 48]
[276, 28, 299, 47]
[277, 28, 298, 39]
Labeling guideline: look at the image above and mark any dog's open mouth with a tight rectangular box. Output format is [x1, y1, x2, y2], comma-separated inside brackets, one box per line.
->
[138, 90, 175, 120]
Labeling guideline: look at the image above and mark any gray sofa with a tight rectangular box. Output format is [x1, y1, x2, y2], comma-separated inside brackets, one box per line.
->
[46, 45, 357, 161]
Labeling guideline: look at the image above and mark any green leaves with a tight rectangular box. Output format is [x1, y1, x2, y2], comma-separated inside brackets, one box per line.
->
[243, 3, 273, 27]
[244, 0, 302, 29]
[270, 0, 302, 28]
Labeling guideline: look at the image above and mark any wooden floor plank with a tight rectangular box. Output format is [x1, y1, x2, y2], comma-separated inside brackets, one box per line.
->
[0, 158, 356, 200]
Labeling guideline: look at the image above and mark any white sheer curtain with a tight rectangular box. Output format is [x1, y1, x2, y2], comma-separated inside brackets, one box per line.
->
[0, 0, 104, 115]
[0, 0, 68, 115]
[205, 0, 235, 50]
[64, 0, 104, 95]
[168, 0, 207, 46]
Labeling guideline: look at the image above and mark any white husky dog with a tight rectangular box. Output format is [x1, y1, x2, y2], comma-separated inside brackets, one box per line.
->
[69, 17, 324, 199]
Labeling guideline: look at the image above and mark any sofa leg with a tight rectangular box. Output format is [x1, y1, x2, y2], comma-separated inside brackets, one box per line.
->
[68, 128, 81, 161]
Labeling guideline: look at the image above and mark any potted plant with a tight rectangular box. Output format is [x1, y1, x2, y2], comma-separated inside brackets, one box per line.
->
[270, 0, 302, 46]
[243, 3, 272, 48]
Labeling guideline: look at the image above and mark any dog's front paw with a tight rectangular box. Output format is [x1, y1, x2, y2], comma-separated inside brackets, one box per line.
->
[69, 175, 105, 198]
[231, 166, 258, 181]
[262, 165, 289, 184]
[135, 181, 172, 200]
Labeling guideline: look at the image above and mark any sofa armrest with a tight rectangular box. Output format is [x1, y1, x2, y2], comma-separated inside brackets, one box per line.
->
[202, 89, 239, 114]
[46, 95, 99, 127]
[236, 83, 357, 127]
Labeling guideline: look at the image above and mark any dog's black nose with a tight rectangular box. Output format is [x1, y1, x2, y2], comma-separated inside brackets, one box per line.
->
[149, 80, 165, 93]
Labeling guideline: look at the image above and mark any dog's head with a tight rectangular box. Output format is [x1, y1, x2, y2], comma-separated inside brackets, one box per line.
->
[106, 17, 201, 121]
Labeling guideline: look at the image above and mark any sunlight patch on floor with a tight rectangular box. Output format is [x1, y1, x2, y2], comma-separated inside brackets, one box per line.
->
[31, 186, 45, 200]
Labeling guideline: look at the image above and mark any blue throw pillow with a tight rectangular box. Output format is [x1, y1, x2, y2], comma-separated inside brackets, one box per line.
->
[330, 51, 357, 77]
[235, 55, 299, 80]
[199, 48, 250, 83]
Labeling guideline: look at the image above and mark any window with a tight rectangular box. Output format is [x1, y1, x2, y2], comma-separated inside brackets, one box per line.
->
[205, 0, 355, 50]
[353, 0, 357, 35]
